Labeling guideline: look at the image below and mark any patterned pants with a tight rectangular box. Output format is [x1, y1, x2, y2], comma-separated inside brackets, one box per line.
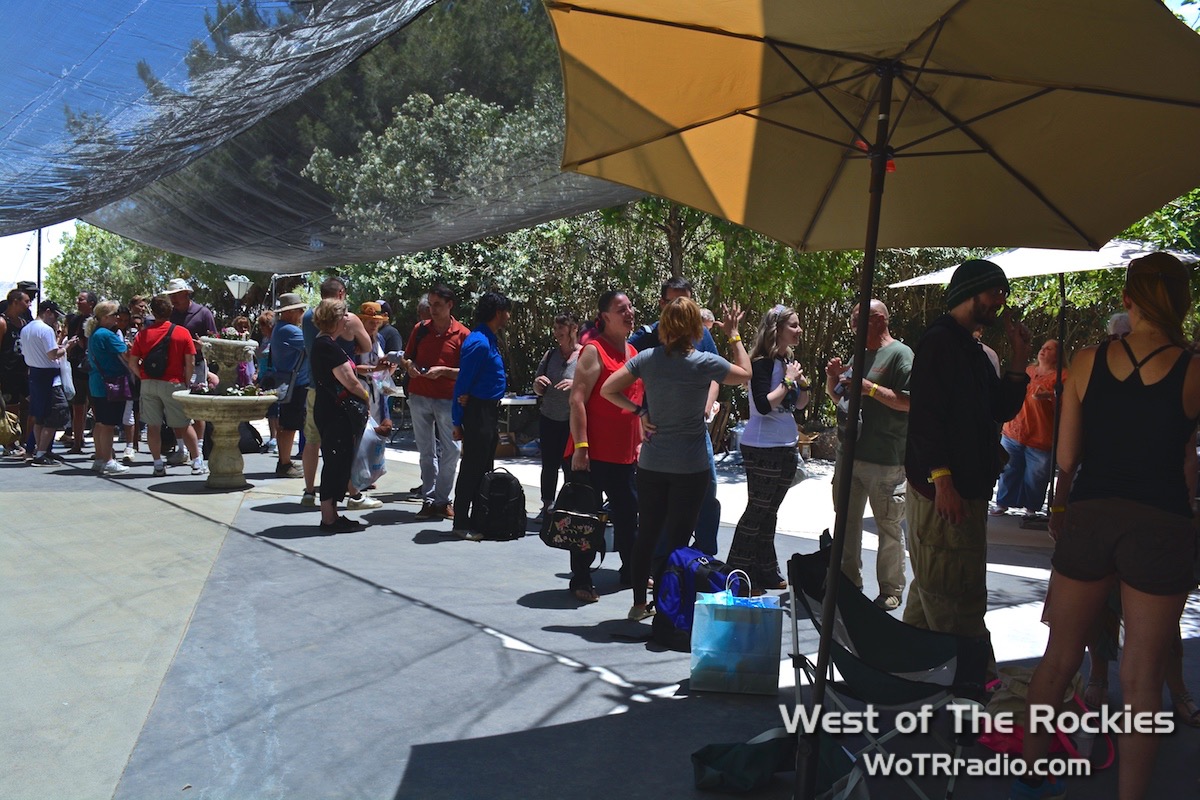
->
[727, 444, 798, 587]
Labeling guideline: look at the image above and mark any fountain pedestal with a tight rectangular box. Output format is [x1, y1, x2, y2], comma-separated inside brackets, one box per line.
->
[173, 391, 277, 489]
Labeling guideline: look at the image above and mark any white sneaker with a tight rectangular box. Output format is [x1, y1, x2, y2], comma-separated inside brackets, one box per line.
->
[267, 438, 278, 455]
[167, 450, 188, 466]
[102, 460, 130, 476]
[121, 448, 136, 464]
[191, 460, 208, 475]
[347, 494, 383, 510]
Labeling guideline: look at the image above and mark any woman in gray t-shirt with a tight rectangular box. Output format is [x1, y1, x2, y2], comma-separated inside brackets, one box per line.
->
[532, 312, 580, 517]
[601, 297, 750, 622]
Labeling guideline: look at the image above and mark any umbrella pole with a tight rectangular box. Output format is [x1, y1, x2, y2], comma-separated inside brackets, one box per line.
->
[798, 64, 896, 800]
[1047, 274, 1066, 511]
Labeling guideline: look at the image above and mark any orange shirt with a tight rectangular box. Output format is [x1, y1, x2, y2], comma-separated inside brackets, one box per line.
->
[1002, 365, 1064, 451]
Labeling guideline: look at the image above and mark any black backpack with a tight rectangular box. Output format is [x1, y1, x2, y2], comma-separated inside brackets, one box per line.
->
[651, 547, 745, 651]
[142, 324, 177, 379]
[470, 468, 527, 540]
[202, 421, 264, 459]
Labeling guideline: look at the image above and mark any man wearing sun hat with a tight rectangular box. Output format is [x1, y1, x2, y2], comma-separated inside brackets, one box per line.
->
[270, 292, 309, 479]
[165, 277, 217, 457]
[903, 259, 1032, 656]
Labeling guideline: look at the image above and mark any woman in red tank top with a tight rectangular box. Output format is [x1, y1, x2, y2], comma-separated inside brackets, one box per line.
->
[562, 290, 643, 603]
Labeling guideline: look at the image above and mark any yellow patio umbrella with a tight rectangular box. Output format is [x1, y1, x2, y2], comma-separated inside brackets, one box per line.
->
[545, 2, 1200, 794]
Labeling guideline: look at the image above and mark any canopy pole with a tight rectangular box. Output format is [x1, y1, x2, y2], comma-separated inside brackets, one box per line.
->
[36, 228, 42, 315]
[799, 62, 896, 800]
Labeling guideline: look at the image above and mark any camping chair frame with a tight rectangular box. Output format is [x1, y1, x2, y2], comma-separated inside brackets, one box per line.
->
[787, 547, 989, 800]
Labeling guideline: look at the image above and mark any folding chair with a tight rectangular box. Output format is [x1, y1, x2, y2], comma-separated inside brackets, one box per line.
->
[787, 545, 991, 800]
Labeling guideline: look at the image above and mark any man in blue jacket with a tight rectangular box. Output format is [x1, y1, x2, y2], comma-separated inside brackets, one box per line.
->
[452, 292, 512, 531]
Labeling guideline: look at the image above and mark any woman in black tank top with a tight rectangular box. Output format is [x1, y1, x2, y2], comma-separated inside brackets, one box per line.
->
[1014, 253, 1200, 799]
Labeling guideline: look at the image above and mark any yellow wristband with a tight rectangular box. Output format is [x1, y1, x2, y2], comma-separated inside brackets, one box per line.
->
[868, 384, 878, 398]
[576, 441, 589, 449]
[928, 468, 952, 482]
[1050, 505, 1066, 513]
[729, 334, 742, 343]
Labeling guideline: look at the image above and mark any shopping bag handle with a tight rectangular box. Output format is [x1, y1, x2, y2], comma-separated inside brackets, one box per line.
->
[726, 569, 751, 596]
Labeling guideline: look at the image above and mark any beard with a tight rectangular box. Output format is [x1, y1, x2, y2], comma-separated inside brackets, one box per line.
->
[970, 295, 1000, 327]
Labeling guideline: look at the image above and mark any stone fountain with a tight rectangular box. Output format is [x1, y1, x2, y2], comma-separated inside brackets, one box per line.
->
[173, 390, 277, 489]
[199, 336, 257, 391]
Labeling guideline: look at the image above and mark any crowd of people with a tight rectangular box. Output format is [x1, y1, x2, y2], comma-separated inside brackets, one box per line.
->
[4, 252, 1198, 799]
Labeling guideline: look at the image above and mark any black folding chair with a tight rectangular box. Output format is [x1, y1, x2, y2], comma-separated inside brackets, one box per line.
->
[788, 546, 991, 800]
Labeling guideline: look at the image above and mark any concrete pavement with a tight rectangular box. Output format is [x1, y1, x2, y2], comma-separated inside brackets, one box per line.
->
[2, 438, 1197, 799]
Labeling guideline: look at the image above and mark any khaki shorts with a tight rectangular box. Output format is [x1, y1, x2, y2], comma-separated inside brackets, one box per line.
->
[139, 379, 192, 429]
[303, 386, 320, 444]
[1054, 497, 1198, 596]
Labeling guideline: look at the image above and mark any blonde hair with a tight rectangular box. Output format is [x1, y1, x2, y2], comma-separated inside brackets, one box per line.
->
[749, 304, 797, 361]
[658, 296, 702, 355]
[313, 298, 347, 334]
[84, 300, 120, 336]
[1125, 253, 1191, 347]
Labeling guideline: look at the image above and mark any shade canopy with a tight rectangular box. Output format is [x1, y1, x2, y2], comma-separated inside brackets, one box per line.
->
[889, 239, 1200, 288]
[0, 1, 639, 271]
[547, 0, 1200, 252]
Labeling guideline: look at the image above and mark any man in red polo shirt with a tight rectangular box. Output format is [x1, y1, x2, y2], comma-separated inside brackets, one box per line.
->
[404, 284, 469, 520]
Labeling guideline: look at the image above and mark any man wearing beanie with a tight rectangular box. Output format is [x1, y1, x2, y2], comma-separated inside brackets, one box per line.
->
[904, 259, 1031, 661]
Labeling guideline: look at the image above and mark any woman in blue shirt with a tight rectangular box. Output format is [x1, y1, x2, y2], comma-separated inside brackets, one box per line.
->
[87, 300, 134, 476]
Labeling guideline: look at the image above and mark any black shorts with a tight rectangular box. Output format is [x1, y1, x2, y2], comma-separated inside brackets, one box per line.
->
[90, 394, 124, 427]
[276, 385, 308, 432]
[1053, 497, 1198, 596]
[1, 368, 27, 403]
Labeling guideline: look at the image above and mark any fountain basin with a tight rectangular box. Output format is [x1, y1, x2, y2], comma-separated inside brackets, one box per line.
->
[173, 390, 277, 489]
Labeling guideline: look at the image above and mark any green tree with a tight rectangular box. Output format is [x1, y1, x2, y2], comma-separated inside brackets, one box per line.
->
[46, 222, 273, 319]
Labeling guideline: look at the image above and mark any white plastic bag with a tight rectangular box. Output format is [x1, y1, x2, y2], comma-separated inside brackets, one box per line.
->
[351, 418, 388, 490]
[58, 358, 75, 400]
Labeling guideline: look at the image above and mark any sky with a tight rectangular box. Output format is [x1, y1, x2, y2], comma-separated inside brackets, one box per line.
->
[0, 221, 76, 294]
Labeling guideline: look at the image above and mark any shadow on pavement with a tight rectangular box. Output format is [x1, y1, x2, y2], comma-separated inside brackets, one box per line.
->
[393, 688, 793, 800]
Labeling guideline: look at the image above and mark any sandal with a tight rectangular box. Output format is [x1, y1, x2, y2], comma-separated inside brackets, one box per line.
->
[1084, 679, 1108, 710]
[627, 604, 655, 621]
[1174, 692, 1200, 727]
[572, 587, 599, 604]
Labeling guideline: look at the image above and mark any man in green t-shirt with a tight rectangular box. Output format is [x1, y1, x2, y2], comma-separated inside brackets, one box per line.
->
[825, 300, 913, 611]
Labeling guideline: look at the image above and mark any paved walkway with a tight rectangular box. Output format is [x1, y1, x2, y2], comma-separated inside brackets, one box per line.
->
[2, 436, 1197, 799]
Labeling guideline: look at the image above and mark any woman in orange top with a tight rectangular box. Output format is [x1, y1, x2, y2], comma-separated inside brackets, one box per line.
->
[564, 290, 643, 603]
[993, 339, 1064, 517]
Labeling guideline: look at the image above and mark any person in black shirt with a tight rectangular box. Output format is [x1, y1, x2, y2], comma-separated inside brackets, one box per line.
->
[310, 298, 373, 533]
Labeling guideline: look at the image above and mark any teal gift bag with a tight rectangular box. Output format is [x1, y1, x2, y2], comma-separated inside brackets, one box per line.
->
[689, 573, 783, 695]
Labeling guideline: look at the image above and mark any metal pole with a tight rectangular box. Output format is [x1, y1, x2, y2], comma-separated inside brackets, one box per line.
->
[798, 62, 895, 800]
[1047, 273, 1066, 510]
[36, 228, 43, 314]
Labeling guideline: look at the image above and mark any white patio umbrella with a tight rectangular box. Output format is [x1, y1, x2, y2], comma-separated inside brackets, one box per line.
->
[889, 239, 1200, 287]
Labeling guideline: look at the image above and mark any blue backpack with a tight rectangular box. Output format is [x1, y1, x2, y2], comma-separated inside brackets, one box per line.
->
[652, 547, 745, 651]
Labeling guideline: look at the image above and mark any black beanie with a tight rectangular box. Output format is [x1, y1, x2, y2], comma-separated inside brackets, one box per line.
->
[945, 259, 1009, 309]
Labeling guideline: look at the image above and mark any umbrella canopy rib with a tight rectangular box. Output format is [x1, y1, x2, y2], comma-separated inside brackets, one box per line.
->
[895, 87, 1054, 153]
[901, 79, 1099, 247]
[800, 88, 884, 251]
